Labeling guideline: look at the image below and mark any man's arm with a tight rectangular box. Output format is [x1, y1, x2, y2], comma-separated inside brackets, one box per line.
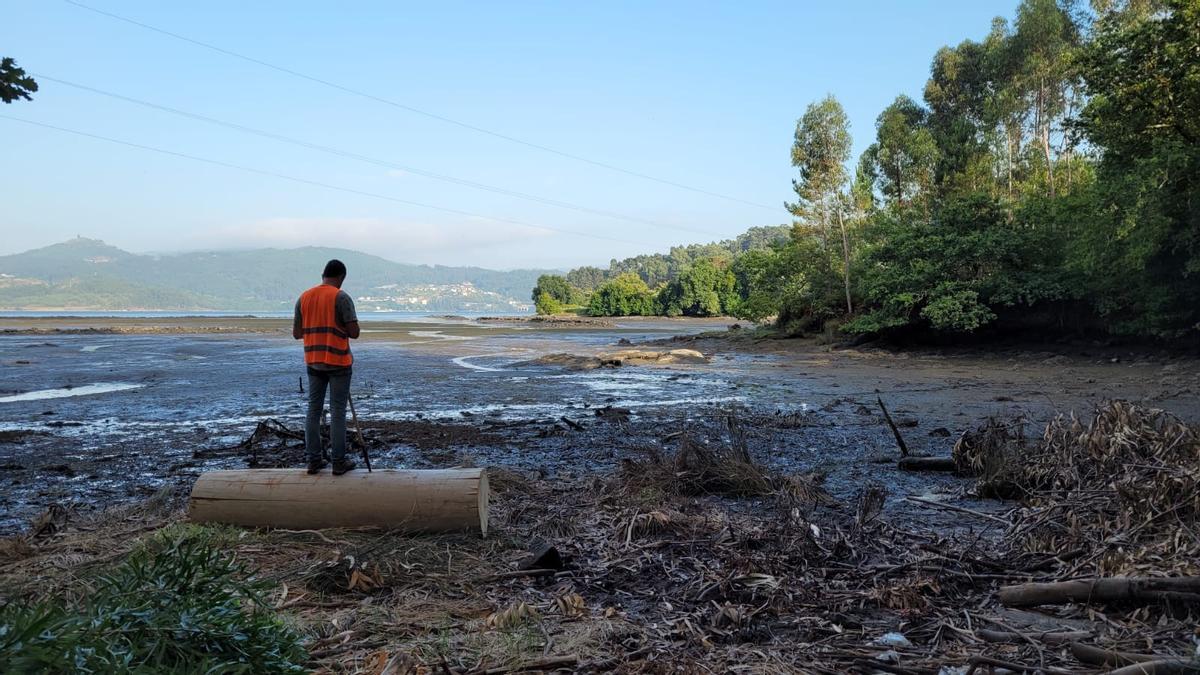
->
[292, 299, 303, 339]
[337, 291, 361, 339]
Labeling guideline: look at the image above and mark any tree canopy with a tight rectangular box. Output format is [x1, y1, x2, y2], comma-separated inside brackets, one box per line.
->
[0, 58, 37, 104]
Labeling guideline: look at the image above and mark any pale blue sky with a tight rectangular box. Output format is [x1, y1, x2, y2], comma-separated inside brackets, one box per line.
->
[3, 1, 1013, 269]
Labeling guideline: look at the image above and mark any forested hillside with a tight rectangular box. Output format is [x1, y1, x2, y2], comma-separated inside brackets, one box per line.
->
[541, 0, 1199, 341]
[531, 226, 790, 315]
[0, 238, 550, 311]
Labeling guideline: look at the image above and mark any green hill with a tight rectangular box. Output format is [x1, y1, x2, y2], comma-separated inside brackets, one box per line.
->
[0, 238, 553, 311]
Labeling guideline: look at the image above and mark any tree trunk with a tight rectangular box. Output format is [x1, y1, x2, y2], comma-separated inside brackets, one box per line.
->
[1041, 122, 1055, 199]
[817, 197, 830, 250]
[189, 468, 490, 535]
[1038, 78, 1055, 199]
[1006, 126, 1015, 197]
[836, 205, 853, 314]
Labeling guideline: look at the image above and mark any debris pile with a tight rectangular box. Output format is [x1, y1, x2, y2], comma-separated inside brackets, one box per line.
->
[998, 401, 1200, 576]
[6, 404, 1200, 673]
[957, 401, 1200, 575]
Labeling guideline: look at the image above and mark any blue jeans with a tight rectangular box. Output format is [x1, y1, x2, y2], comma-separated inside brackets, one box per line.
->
[305, 366, 352, 462]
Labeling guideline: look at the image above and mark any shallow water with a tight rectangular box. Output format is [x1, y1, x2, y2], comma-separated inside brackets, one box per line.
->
[0, 382, 144, 403]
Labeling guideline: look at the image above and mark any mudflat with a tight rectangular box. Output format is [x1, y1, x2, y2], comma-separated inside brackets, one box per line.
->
[2, 315, 1196, 532]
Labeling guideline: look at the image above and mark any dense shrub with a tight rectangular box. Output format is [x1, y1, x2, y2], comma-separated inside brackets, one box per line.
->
[0, 534, 306, 674]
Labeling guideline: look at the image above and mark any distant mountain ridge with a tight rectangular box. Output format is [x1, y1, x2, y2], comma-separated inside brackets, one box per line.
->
[0, 238, 554, 311]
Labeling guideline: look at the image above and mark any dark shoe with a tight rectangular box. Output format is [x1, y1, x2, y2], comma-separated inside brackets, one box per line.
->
[331, 459, 357, 476]
[306, 459, 327, 474]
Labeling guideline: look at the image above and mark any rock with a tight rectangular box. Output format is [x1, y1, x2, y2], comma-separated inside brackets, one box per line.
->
[521, 353, 605, 370]
[518, 539, 565, 571]
[600, 348, 709, 366]
[521, 348, 709, 370]
[43, 463, 75, 476]
[929, 427, 951, 437]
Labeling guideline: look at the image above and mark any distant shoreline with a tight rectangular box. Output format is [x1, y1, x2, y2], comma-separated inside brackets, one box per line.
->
[0, 313, 733, 337]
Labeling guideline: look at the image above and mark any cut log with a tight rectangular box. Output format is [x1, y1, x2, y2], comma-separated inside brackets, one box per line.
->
[999, 577, 1200, 608]
[897, 456, 957, 472]
[189, 468, 488, 535]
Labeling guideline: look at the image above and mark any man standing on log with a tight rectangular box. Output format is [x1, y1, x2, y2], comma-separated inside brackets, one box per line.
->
[293, 259, 361, 475]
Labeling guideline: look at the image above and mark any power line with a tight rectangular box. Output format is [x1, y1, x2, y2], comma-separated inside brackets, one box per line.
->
[35, 74, 726, 239]
[63, 0, 778, 211]
[0, 114, 651, 248]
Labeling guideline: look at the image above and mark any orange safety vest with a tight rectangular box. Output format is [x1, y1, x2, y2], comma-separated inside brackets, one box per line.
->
[299, 284, 353, 368]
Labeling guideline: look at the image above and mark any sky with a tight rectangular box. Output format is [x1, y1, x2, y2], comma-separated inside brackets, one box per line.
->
[3, 0, 1016, 270]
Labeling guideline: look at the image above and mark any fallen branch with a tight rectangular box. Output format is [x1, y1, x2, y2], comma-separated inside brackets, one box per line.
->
[480, 654, 579, 674]
[999, 577, 1200, 608]
[904, 496, 1010, 525]
[977, 628, 1090, 644]
[966, 655, 1073, 675]
[479, 569, 558, 583]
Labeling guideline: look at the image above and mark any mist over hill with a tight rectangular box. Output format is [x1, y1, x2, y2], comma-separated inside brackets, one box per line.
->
[0, 238, 554, 312]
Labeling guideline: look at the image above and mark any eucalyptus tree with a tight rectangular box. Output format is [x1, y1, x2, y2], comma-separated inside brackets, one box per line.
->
[786, 95, 855, 313]
[1012, 0, 1082, 198]
[865, 95, 939, 208]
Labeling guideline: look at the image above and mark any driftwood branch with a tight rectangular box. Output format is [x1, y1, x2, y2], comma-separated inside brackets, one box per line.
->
[977, 628, 1089, 644]
[877, 396, 909, 457]
[1000, 577, 1200, 608]
[905, 496, 1010, 525]
[1070, 641, 1158, 667]
[1107, 660, 1200, 675]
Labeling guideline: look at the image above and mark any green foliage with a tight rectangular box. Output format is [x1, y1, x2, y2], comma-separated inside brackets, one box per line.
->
[786, 96, 852, 231]
[556, 226, 789, 295]
[729, 235, 845, 333]
[543, 226, 791, 318]
[533, 291, 562, 315]
[586, 272, 656, 316]
[0, 533, 306, 674]
[847, 195, 1065, 334]
[0, 57, 37, 104]
[862, 95, 938, 207]
[656, 258, 738, 317]
[563, 266, 608, 293]
[1071, 0, 1200, 336]
[531, 274, 581, 314]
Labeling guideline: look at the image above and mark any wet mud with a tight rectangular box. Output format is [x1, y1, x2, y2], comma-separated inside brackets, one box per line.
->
[1, 316, 1198, 535]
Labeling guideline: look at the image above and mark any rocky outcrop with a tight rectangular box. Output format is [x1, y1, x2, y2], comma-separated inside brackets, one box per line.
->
[521, 348, 709, 370]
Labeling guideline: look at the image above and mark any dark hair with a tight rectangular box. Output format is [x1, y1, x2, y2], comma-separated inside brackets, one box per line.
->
[322, 259, 347, 278]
